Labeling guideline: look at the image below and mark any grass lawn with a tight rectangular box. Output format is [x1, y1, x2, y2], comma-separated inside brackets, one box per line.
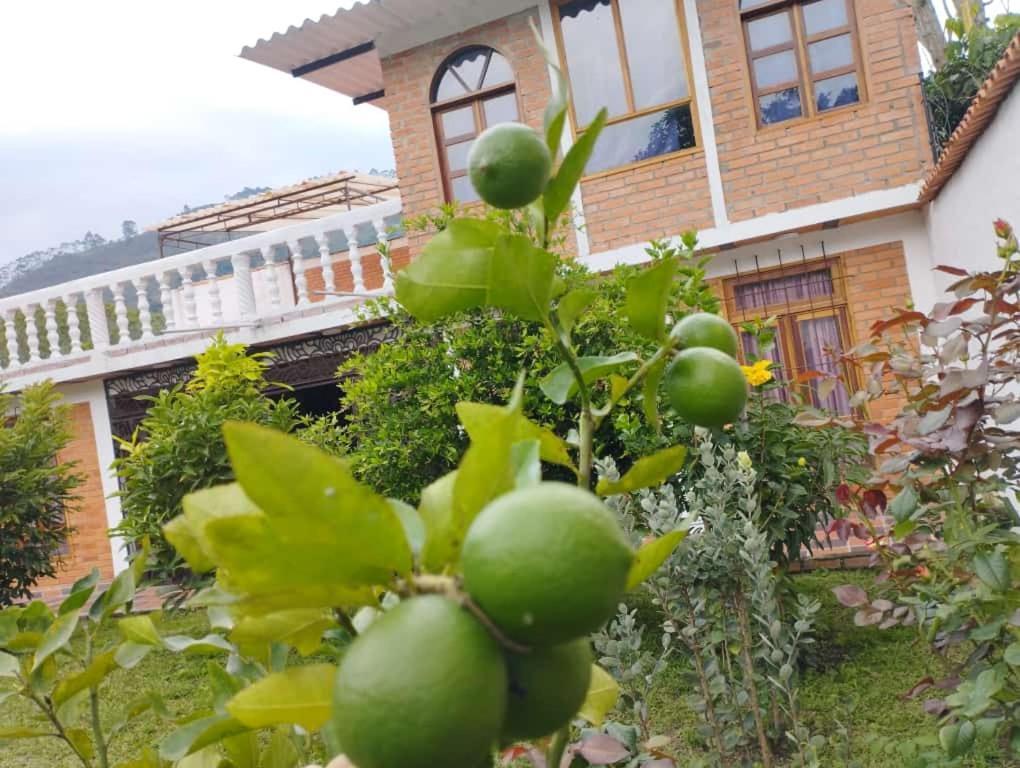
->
[0, 570, 1010, 767]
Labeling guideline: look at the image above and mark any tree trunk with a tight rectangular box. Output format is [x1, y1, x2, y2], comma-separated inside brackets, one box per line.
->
[912, 0, 948, 69]
[953, 0, 988, 29]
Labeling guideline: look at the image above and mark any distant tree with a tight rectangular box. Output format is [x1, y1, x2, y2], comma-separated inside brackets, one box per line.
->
[121, 220, 138, 239]
[81, 231, 106, 250]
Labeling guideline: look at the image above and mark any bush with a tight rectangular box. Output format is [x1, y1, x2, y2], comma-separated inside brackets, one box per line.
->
[0, 382, 84, 605]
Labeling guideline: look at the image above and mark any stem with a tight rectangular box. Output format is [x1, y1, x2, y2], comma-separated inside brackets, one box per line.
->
[578, 408, 594, 490]
[24, 687, 92, 768]
[733, 592, 774, 768]
[84, 627, 110, 768]
[546, 726, 569, 768]
[334, 609, 359, 638]
[591, 339, 677, 430]
[680, 588, 729, 764]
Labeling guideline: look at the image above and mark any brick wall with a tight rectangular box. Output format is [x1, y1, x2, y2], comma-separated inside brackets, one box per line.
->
[303, 244, 411, 301]
[697, 0, 931, 222]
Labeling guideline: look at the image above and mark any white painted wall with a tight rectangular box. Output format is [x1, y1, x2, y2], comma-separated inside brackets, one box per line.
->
[926, 85, 1020, 294]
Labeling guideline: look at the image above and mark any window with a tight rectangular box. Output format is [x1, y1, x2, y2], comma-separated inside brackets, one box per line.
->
[553, 0, 697, 175]
[740, 0, 863, 127]
[725, 261, 855, 414]
[431, 46, 520, 203]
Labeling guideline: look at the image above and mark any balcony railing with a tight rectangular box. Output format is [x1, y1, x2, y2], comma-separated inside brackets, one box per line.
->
[0, 197, 402, 380]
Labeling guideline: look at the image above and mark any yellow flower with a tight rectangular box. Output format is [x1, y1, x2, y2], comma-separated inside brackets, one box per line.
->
[797, 457, 807, 467]
[740, 359, 774, 387]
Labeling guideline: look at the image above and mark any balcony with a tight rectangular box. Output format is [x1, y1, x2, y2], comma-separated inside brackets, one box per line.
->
[0, 197, 403, 391]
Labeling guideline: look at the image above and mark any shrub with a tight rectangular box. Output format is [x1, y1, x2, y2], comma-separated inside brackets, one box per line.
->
[0, 382, 84, 605]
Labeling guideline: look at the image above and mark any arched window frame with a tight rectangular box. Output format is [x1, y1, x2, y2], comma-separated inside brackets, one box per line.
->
[430, 45, 522, 203]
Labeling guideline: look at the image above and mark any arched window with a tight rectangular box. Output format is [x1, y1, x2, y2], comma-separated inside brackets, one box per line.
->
[431, 46, 520, 203]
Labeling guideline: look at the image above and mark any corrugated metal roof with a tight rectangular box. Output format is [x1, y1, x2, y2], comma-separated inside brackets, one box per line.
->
[239, 0, 538, 103]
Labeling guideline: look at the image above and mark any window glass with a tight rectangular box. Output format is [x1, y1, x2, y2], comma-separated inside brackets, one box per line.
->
[759, 89, 803, 123]
[451, 175, 479, 203]
[481, 52, 514, 87]
[446, 47, 488, 91]
[753, 50, 799, 89]
[446, 140, 474, 173]
[435, 70, 467, 102]
[558, 0, 629, 124]
[440, 106, 475, 138]
[734, 268, 834, 310]
[802, 0, 848, 34]
[618, 0, 689, 108]
[483, 92, 518, 126]
[815, 72, 859, 110]
[808, 33, 853, 74]
[747, 12, 793, 52]
[739, 0, 774, 8]
[585, 104, 695, 174]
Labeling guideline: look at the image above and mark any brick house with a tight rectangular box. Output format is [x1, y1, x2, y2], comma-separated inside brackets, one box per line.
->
[3, 4, 1016, 597]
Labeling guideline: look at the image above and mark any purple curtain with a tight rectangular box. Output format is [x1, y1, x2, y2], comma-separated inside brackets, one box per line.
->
[797, 316, 851, 414]
[734, 268, 834, 311]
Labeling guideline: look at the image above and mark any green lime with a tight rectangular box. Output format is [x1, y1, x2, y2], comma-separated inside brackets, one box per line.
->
[503, 638, 593, 741]
[468, 123, 552, 210]
[332, 596, 506, 768]
[664, 347, 748, 428]
[671, 313, 739, 358]
[461, 482, 633, 646]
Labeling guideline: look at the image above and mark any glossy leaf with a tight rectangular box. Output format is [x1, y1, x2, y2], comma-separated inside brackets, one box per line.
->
[457, 400, 574, 470]
[544, 108, 608, 224]
[418, 471, 460, 573]
[58, 569, 100, 616]
[52, 651, 117, 706]
[972, 551, 1010, 593]
[532, 18, 569, 156]
[627, 530, 686, 590]
[642, 358, 668, 434]
[0, 650, 17, 677]
[160, 713, 250, 762]
[31, 609, 78, 673]
[115, 642, 153, 669]
[388, 499, 426, 559]
[577, 664, 620, 726]
[511, 439, 542, 489]
[596, 445, 688, 496]
[231, 610, 336, 657]
[162, 634, 233, 655]
[226, 664, 336, 732]
[165, 483, 259, 575]
[119, 615, 163, 646]
[557, 288, 597, 337]
[1004, 642, 1020, 666]
[889, 485, 919, 523]
[626, 259, 678, 341]
[540, 352, 640, 405]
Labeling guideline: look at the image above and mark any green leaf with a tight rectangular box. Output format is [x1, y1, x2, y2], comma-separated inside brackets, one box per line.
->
[58, 569, 100, 615]
[31, 609, 79, 673]
[419, 471, 460, 574]
[544, 108, 608, 223]
[388, 499, 426, 559]
[115, 642, 153, 669]
[608, 375, 629, 405]
[596, 445, 688, 496]
[627, 530, 686, 590]
[90, 568, 135, 622]
[231, 610, 335, 657]
[160, 713, 249, 761]
[540, 352, 640, 405]
[972, 551, 1010, 592]
[162, 634, 233, 655]
[394, 220, 558, 323]
[119, 615, 163, 646]
[53, 651, 117, 706]
[510, 439, 542, 489]
[0, 650, 18, 677]
[626, 259, 679, 341]
[226, 664, 336, 732]
[1005, 642, 1020, 666]
[577, 665, 619, 726]
[531, 18, 569, 156]
[940, 720, 976, 758]
[642, 358, 668, 434]
[177, 746, 229, 768]
[65, 728, 94, 761]
[168, 482, 262, 575]
[889, 485, 918, 524]
[0, 727, 52, 739]
[557, 288, 597, 337]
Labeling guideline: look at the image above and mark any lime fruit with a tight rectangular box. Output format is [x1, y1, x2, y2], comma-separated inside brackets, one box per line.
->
[671, 313, 739, 358]
[461, 482, 633, 646]
[332, 595, 506, 768]
[468, 123, 552, 210]
[664, 347, 748, 428]
[503, 638, 593, 741]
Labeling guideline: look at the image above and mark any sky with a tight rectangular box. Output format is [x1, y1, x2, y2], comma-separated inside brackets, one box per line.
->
[0, 1, 392, 264]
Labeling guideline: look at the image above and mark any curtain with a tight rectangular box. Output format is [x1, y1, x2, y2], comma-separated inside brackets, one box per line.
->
[797, 315, 851, 414]
[734, 268, 834, 311]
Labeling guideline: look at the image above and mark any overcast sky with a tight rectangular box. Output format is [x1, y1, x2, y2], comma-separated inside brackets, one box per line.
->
[0, 1, 391, 264]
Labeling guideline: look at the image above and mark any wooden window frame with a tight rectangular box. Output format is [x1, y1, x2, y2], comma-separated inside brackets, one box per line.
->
[740, 0, 866, 129]
[429, 46, 522, 203]
[551, 0, 701, 178]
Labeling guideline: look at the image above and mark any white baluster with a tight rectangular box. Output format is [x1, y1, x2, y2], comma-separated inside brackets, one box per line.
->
[261, 246, 282, 310]
[202, 259, 223, 324]
[344, 226, 365, 293]
[24, 304, 41, 363]
[159, 272, 176, 331]
[289, 239, 309, 305]
[373, 217, 393, 292]
[231, 253, 257, 319]
[4, 309, 20, 368]
[112, 283, 130, 343]
[85, 288, 110, 350]
[315, 233, 336, 297]
[182, 267, 198, 327]
[43, 300, 58, 358]
[134, 277, 154, 340]
[65, 293, 83, 353]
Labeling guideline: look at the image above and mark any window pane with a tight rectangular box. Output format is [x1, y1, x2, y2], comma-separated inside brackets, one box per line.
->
[808, 34, 853, 74]
[618, 0, 689, 108]
[446, 140, 474, 173]
[447, 47, 489, 91]
[585, 104, 696, 174]
[451, 174, 479, 203]
[435, 70, 467, 102]
[558, 0, 629, 124]
[746, 11, 793, 52]
[753, 50, 798, 89]
[802, 0, 849, 35]
[797, 315, 851, 414]
[483, 92, 518, 126]
[482, 51, 513, 87]
[740, 0, 773, 8]
[815, 72, 859, 111]
[734, 269, 834, 310]
[759, 88, 803, 124]
[440, 106, 475, 138]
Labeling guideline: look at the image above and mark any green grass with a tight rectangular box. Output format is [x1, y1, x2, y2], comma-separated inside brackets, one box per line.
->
[1, 571, 1014, 767]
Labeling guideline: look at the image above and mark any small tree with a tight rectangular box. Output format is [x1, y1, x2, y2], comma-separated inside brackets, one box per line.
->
[0, 382, 84, 606]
